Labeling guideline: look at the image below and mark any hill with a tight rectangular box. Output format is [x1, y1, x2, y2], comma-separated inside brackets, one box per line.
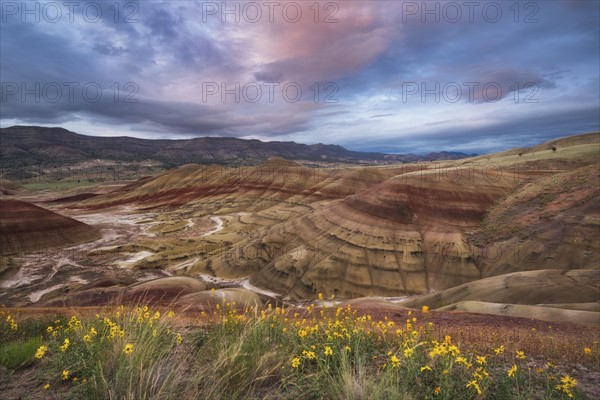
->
[69, 132, 599, 304]
[0, 126, 474, 182]
[1, 131, 598, 326]
[398, 269, 600, 324]
[0, 200, 100, 256]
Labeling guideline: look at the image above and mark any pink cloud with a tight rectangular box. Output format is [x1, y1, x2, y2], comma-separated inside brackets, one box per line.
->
[248, 3, 399, 84]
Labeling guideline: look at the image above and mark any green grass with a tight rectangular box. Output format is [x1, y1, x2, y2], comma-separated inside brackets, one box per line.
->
[0, 337, 44, 370]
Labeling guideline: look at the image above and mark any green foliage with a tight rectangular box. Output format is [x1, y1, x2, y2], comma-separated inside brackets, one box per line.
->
[0, 337, 44, 370]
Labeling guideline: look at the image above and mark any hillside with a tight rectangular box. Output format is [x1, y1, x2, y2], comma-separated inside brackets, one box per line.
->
[1, 132, 598, 327]
[0, 200, 100, 256]
[64, 133, 596, 302]
[0, 126, 474, 181]
[398, 269, 600, 324]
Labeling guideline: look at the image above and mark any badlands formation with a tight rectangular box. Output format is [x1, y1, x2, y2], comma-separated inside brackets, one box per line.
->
[0, 132, 598, 324]
[0, 200, 99, 264]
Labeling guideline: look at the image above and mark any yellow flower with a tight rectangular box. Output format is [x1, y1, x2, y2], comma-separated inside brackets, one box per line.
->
[556, 374, 577, 398]
[324, 346, 333, 356]
[43, 383, 50, 390]
[123, 343, 134, 354]
[168, 310, 175, 318]
[62, 370, 70, 381]
[448, 344, 460, 356]
[466, 380, 482, 395]
[508, 364, 518, 378]
[474, 368, 489, 380]
[421, 305, 429, 313]
[420, 365, 432, 373]
[344, 345, 351, 352]
[455, 356, 468, 365]
[584, 347, 592, 356]
[560, 375, 577, 388]
[516, 350, 526, 360]
[67, 316, 82, 331]
[34, 345, 48, 359]
[433, 386, 441, 395]
[89, 327, 97, 336]
[318, 293, 324, 301]
[390, 354, 401, 368]
[403, 348, 414, 358]
[59, 338, 70, 352]
[6, 314, 18, 331]
[476, 355, 487, 365]
[494, 345, 504, 355]
[83, 334, 91, 343]
[176, 333, 183, 344]
[291, 357, 301, 369]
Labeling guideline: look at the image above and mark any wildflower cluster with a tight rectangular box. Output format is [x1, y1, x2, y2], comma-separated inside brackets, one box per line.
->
[203, 297, 587, 399]
[556, 374, 577, 398]
[17, 305, 185, 394]
[1, 302, 594, 399]
[0, 307, 18, 332]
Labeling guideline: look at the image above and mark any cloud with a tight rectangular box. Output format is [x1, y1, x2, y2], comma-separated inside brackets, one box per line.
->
[249, 3, 399, 84]
[0, 0, 598, 153]
[347, 105, 600, 154]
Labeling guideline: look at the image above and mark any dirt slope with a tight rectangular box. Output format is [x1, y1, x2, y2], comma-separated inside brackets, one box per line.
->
[0, 200, 100, 255]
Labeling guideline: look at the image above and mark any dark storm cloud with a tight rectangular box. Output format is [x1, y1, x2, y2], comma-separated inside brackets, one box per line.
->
[0, 84, 320, 138]
[0, 1, 598, 152]
[336, 1, 598, 101]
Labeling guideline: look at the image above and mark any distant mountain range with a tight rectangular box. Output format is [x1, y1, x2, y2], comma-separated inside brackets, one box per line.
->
[0, 126, 476, 170]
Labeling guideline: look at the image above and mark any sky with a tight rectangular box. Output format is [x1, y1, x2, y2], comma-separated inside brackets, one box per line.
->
[1, 0, 599, 154]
